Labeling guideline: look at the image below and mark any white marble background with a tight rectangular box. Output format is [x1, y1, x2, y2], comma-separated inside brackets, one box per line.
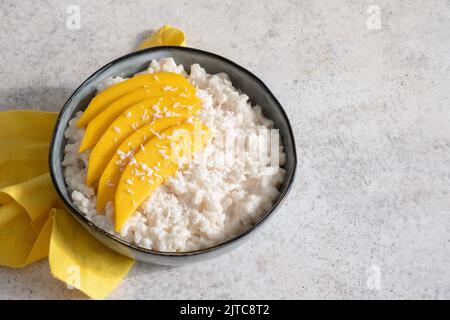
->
[0, 0, 449, 299]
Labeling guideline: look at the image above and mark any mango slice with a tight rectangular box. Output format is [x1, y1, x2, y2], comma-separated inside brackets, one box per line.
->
[77, 72, 194, 127]
[79, 85, 196, 152]
[96, 115, 189, 212]
[114, 122, 211, 232]
[86, 96, 201, 185]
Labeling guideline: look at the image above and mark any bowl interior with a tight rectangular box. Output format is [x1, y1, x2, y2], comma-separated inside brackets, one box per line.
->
[50, 46, 297, 260]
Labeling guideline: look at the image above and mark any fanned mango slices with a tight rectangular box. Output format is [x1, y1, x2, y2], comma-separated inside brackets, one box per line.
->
[114, 122, 211, 232]
[79, 85, 194, 152]
[76, 70, 213, 232]
[77, 72, 195, 127]
[86, 96, 201, 185]
[96, 115, 189, 212]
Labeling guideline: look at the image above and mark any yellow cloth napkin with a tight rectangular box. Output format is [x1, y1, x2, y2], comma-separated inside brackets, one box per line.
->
[138, 24, 186, 49]
[0, 24, 186, 299]
[0, 111, 134, 299]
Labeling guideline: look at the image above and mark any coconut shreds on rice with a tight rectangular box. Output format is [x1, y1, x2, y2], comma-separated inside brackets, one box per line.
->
[63, 58, 286, 252]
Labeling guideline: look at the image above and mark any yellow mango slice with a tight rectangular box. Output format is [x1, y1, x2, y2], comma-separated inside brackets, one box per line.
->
[86, 96, 201, 185]
[96, 115, 189, 212]
[114, 122, 211, 232]
[77, 72, 193, 127]
[79, 85, 196, 152]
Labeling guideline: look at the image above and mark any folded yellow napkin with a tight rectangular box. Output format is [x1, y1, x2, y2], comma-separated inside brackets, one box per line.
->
[138, 24, 186, 49]
[0, 24, 186, 299]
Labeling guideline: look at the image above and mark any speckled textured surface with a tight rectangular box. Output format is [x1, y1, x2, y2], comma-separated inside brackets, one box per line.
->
[1, 0, 449, 299]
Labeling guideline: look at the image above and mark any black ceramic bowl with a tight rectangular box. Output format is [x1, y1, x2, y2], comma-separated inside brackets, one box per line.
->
[49, 46, 297, 266]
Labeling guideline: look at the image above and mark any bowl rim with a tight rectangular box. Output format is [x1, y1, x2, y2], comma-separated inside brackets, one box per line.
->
[49, 45, 297, 257]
